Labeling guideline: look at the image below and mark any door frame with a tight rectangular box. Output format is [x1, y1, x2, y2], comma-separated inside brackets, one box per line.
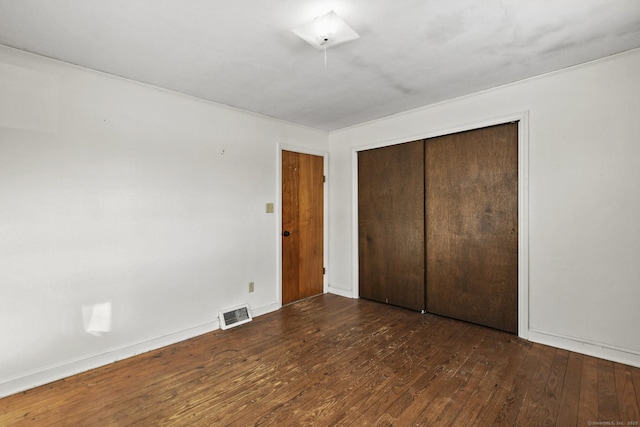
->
[350, 112, 530, 339]
[277, 144, 329, 306]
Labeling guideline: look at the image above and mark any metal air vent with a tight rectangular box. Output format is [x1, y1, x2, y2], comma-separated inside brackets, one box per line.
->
[219, 304, 252, 330]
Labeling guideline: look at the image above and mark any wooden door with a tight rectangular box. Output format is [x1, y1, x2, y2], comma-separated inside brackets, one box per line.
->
[358, 140, 425, 311]
[425, 123, 518, 333]
[282, 150, 324, 305]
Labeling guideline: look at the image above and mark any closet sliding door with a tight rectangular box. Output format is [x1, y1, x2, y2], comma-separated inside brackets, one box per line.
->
[358, 140, 426, 311]
[357, 123, 518, 333]
[425, 123, 518, 333]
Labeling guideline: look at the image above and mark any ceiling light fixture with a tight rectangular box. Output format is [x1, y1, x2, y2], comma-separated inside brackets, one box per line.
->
[292, 10, 360, 51]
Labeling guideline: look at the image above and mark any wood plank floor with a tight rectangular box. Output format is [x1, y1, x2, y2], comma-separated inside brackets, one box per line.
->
[1, 294, 639, 426]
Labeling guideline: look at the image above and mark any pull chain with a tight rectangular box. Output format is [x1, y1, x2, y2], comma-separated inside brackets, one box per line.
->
[324, 45, 327, 70]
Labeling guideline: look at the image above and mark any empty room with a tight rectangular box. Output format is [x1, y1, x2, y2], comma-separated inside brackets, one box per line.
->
[1, 1, 640, 425]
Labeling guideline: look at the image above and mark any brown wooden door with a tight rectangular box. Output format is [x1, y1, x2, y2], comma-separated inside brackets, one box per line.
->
[282, 150, 324, 305]
[358, 140, 425, 311]
[425, 123, 518, 333]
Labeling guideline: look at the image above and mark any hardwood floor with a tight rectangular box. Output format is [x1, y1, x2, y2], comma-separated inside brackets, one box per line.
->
[1, 294, 639, 426]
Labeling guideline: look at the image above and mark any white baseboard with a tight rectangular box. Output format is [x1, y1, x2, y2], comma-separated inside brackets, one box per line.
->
[250, 301, 281, 317]
[528, 329, 640, 368]
[328, 286, 355, 298]
[0, 301, 282, 399]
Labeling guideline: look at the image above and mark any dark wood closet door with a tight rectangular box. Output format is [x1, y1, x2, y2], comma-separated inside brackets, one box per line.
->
[358, 140, 425, 311]
[425, 123, 518, 333]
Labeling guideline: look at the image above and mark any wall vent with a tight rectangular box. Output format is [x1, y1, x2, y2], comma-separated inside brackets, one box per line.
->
[219, 304, 252, 330]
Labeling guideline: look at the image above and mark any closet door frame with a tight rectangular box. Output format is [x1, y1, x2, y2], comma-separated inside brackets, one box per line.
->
[350, 111, 530, 339]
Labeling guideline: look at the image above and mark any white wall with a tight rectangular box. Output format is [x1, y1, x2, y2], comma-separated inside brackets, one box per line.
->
[0, 45, 327, 397]
[328, 49, 640, 367]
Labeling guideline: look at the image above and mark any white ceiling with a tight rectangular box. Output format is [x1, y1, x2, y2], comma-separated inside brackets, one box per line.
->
[1, 1, 639, 131]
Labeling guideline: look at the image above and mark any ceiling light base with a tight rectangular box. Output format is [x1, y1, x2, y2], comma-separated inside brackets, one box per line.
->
[292, 11, 359, 51]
